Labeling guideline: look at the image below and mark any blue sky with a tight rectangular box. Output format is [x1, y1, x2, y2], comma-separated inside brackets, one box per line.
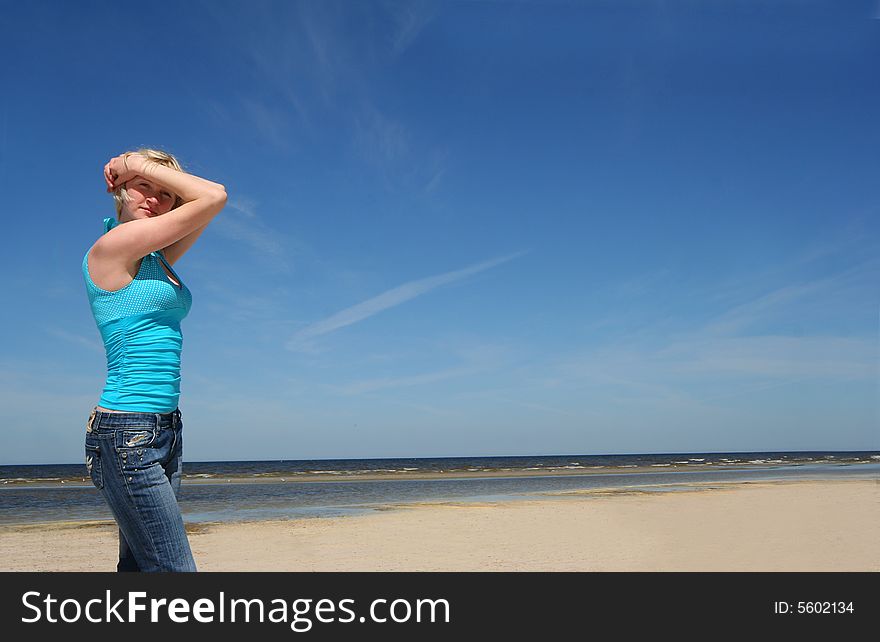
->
[1, 0, 877, 464]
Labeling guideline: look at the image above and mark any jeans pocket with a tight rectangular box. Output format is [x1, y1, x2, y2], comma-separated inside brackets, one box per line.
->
[85, 442, 104, 489]
[119, 427, 169, 474]
[119, 427, 157, 449]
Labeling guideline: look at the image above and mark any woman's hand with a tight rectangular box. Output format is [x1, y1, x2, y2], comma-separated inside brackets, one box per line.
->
[104, 153, 148, 192]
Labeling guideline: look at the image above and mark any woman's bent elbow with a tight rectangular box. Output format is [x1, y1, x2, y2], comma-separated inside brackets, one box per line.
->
[209, 185, 227, 205]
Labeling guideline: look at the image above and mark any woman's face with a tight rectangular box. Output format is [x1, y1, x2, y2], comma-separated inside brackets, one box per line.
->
[119, 178, 177, 222]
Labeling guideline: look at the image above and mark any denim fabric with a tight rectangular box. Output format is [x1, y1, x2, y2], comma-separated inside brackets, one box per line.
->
[84, 406, 196, 572]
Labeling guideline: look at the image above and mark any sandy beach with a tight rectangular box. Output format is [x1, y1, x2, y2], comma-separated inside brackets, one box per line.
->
[1, 478, 876, 572]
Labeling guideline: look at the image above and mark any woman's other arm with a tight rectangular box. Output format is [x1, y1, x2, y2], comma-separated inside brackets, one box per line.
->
[161, 222, 209, 266]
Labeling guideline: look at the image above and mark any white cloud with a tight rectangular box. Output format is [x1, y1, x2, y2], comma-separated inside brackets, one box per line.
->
[701, 258, 878, 337]
[44, 327, 103, 354]
[332, 365, 479, 395]
[286, 251, 528, 351]
[353, 106, 412, 168]
[385, 0, 440, 56]
[546, 261, 878, 407]
[656, 335, 875, 380]
[211, 200, 293, 272]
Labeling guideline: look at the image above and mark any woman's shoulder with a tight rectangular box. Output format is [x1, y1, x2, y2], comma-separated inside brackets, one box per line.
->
[84, 243, 150, 293]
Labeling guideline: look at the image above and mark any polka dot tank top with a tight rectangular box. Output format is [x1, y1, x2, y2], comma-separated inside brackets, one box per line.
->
[83, 217, 193, 413]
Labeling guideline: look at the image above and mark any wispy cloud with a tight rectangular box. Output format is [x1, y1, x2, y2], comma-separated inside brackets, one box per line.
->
[202, 0, 445, 191]
[705, 215, 879, 307]
[351, 102, 452, 193]
[332, 365, 479, 395]
[296, 0, 345, 105]
[379, 397, 462, 419]
[45, 326, 103, 354]
[699, 257, 879, 337]
[387, 0, 441, 56]
[423, 147, 450, 194]
[547, 258, 879, 408]
[656, 335, 875, 380]
[606, 267, 672, 299]
[329, 339, 519, 395]
[286, 251, 529, 351]
[239, 96, 297, 151]
[353, 105, 411, 168]
[0, 357, 103, 393]
[210, 199, 293, 273]
[425, 166, 446, 193]
[463, 391, 585, 418]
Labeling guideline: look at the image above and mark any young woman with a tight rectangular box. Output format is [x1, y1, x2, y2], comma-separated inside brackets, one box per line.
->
[82, 149, 226, 572]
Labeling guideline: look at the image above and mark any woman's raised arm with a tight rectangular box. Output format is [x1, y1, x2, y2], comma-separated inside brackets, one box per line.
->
[94, 153, 227, 263]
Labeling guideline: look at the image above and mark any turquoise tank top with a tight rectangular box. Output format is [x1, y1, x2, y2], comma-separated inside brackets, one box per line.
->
[83, 217, 193, 412]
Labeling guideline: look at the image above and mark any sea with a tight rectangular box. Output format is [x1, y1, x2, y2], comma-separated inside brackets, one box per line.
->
[0, 451, 877, 526]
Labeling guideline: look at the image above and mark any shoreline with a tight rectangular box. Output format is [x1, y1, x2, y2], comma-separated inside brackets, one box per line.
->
[1, 478, 877, 571]
[2, 460, 876, 489]
[0, 476, 869, 531]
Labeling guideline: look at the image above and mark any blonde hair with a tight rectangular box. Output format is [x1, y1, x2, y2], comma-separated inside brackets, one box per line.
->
[113, 148, 185, 217]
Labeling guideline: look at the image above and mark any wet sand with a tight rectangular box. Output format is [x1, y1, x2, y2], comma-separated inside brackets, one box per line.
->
[0, 478, 876, 571]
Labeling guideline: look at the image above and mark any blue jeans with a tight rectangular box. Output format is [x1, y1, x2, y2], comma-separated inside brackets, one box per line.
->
[85, 406, 197, 572]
